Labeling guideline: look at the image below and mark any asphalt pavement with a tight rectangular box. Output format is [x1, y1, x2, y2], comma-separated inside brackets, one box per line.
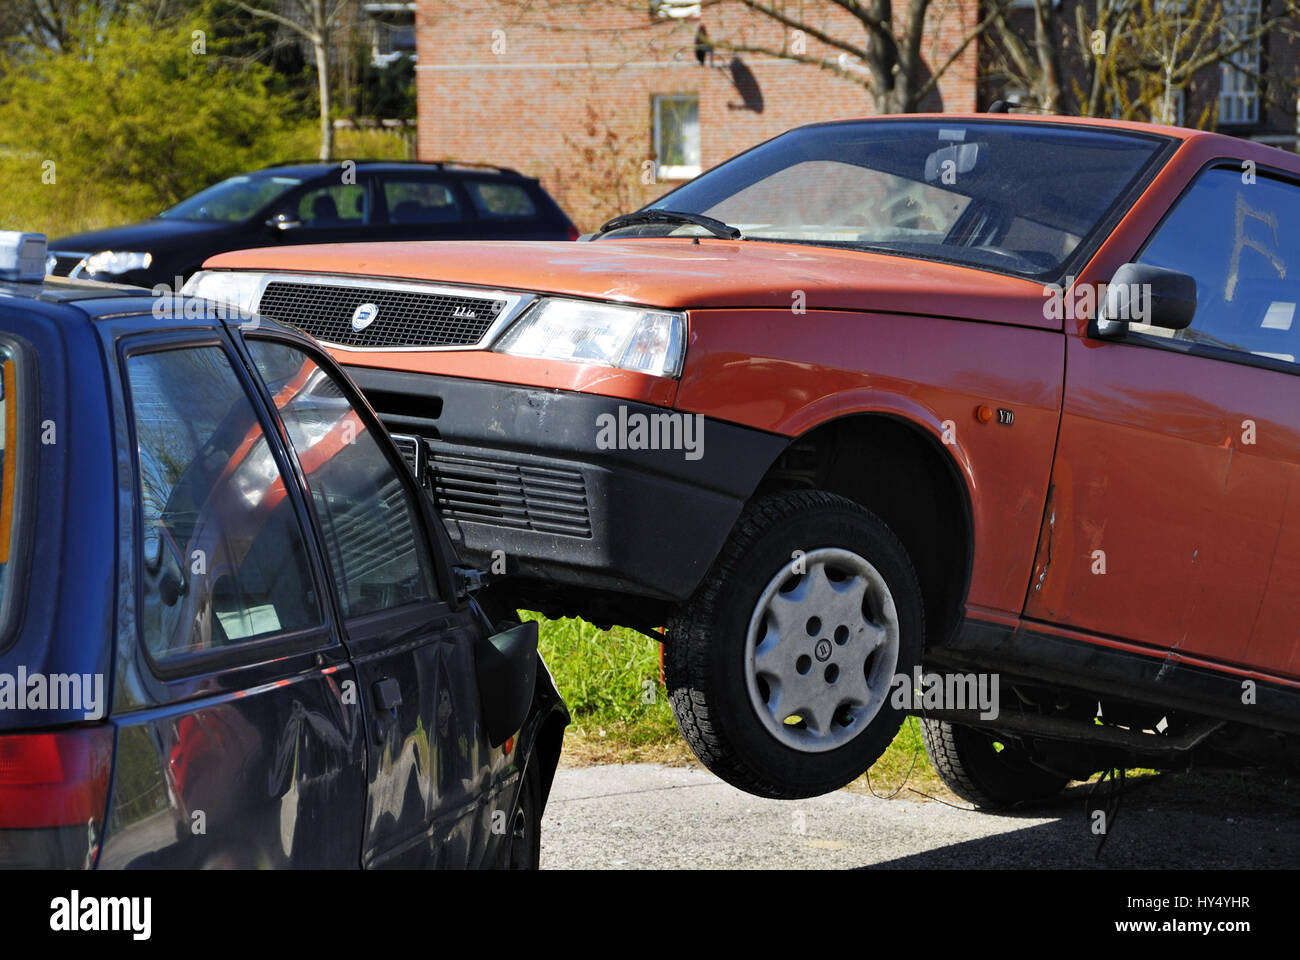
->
[541, 762, 1300, 869]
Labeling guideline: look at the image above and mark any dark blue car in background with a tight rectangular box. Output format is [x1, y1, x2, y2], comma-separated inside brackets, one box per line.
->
[46, 160, 579, 289]
[0, 233, 567, 869]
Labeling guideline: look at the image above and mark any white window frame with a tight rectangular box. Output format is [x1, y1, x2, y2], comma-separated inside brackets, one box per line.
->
[653, 94, 701, 181]
[1219, 0, 1261, 125]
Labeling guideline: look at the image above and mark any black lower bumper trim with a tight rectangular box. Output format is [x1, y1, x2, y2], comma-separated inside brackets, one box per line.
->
[348, 367, 789, 601]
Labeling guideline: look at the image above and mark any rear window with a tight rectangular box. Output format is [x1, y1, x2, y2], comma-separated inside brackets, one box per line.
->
[0, 340, 29, 645]
[382, 178, 463, 224]
[468, 181, 537, 218]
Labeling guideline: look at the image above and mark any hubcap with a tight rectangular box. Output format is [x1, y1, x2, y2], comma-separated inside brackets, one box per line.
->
[743, 547, 901, 753]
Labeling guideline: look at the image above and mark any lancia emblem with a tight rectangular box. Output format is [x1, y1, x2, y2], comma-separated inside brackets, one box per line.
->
[351, 303, 379, 331]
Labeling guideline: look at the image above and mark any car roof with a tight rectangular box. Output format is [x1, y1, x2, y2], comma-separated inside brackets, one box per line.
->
[253, 159, 531, 180]
[0, 276, 312, 340]
[0, 275, 146, 306]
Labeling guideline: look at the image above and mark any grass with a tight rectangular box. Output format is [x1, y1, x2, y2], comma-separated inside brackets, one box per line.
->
[531, 611, 950, 797]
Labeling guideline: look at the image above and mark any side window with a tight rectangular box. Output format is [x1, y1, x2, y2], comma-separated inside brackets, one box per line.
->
[381, 177, 463, 224]
[1135, 168, 1298, 364]
[128, 346, 324, 661]
[467, 181, 537, 218]
[296, 183, 370, 227]
[246, 340, 437, 618]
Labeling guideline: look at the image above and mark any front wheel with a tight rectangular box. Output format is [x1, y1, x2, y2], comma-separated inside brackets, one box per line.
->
[665, 490, 925, 799]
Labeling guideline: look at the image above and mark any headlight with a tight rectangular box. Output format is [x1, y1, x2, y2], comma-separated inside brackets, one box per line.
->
[83, 250, 152, 276]
[181, 270, 263, 318]
[494, 297, 686, 378]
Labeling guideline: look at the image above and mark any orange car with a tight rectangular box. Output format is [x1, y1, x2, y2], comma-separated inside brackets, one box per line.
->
[187, 114, 1300, 803]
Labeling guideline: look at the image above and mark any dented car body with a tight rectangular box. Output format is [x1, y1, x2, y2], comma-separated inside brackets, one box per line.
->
[193, 115, 1300, 803]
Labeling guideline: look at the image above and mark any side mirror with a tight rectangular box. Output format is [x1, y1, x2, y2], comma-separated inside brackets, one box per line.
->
[266, 212, 301, 233]
[1092, 262, 1197, 340]
[474, 619, 538, 747]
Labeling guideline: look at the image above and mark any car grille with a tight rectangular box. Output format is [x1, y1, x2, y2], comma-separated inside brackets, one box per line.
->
[256, 280, 508, 349]
[432, 451, 592, 538]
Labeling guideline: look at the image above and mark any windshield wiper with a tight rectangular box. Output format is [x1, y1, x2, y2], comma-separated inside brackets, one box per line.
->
[597, 209, 743, 240]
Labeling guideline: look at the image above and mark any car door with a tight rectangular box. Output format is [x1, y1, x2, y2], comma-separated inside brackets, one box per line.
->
[1025, 164, 1300, 676]
[99, 329, 368, 868]
[374, 172, 479, 240]
[240, 334, 515, 868]
[273, 176, 376, 246]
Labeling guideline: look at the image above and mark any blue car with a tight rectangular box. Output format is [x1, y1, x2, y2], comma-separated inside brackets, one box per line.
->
[0, 233, 567, 869]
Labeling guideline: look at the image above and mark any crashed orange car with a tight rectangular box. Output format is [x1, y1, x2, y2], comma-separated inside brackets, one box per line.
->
[186, 114, 1300, 803]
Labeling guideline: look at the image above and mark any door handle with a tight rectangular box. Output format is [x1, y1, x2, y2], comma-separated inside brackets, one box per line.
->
[371, 678, 403, 742]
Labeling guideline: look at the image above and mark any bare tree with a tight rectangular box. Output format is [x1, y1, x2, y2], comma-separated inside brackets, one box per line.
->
[233, 0, 351, 159]
[691, 0, 1005, 112]
[987, 0, 1298, 123]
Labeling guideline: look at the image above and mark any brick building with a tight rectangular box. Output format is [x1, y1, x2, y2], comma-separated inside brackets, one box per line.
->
[414, 0, 980, 229]
[415, 0, 1298, 230]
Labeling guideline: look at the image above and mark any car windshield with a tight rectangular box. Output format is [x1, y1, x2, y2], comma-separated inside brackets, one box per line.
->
[604, 120, 1168, 277]
[158, 174, 304, 223]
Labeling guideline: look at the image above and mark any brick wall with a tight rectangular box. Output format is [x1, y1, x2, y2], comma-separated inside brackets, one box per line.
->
[416, 0, 980, 230]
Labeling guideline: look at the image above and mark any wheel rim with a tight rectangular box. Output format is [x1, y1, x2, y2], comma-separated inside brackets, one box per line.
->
[743, 547, 901, 754]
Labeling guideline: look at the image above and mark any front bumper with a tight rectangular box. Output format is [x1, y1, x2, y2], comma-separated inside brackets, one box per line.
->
[345, 367, 788, 602]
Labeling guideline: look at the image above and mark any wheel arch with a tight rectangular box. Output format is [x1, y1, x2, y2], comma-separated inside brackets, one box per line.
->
[749, 411, 975, 648]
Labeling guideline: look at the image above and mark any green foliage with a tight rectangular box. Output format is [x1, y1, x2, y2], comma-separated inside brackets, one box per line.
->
[0, 11, 303, 224]
[529, 612, 676, 732]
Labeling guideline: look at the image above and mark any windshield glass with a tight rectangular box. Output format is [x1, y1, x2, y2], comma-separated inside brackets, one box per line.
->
[605, 120, 1168, 277]
[158, 174, 303, 223]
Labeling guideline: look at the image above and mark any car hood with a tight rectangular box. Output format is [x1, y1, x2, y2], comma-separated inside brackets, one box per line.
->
[51, 218, 234, 252]
[204, 238, 1057, 330]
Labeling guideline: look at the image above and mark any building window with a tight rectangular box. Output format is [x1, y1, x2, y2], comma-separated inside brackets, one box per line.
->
[654, 95, 701, 181]
[1219, 0, 1261, 125]
[650, 0, 702, 18]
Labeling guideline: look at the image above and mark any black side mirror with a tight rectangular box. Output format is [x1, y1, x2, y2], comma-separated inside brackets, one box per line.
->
[1092, 262, 1197, 340]
[475, 620, 538, 747]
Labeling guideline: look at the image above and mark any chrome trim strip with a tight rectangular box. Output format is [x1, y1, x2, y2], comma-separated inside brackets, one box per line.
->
[239, 270, 537, 352]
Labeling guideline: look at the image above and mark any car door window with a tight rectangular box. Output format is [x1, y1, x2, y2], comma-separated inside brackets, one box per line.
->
[381, 177, 463, 224]
[466, 181, 537, 218]
[296, 183, 370, 228]
[1136, 168, 1299, 364]
[128, 346, 324, 661]
[246, 340, 436, 618]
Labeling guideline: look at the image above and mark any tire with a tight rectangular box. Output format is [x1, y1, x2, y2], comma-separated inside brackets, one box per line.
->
[505, 759, 542, 870]
[665, 490, 925, 799]
[920, 718, 1068, 810]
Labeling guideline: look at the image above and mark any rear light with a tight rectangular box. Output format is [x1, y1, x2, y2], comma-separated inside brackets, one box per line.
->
[565, 224, 580, 241]
[0, 726, 114, 868]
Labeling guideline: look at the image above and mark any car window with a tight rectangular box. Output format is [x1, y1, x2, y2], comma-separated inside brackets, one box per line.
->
[707, 160, 971, 244]
[382, 177, 463, 224]
[246, 340, 437, 618]
[467, 181, 537, 218]
[613, 120, 1167, 277]
[1135, 168, 1298, 364]
[128, 346, 324, 661]
[296, 183, 370, 227]
[159, 174, 303, 222]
